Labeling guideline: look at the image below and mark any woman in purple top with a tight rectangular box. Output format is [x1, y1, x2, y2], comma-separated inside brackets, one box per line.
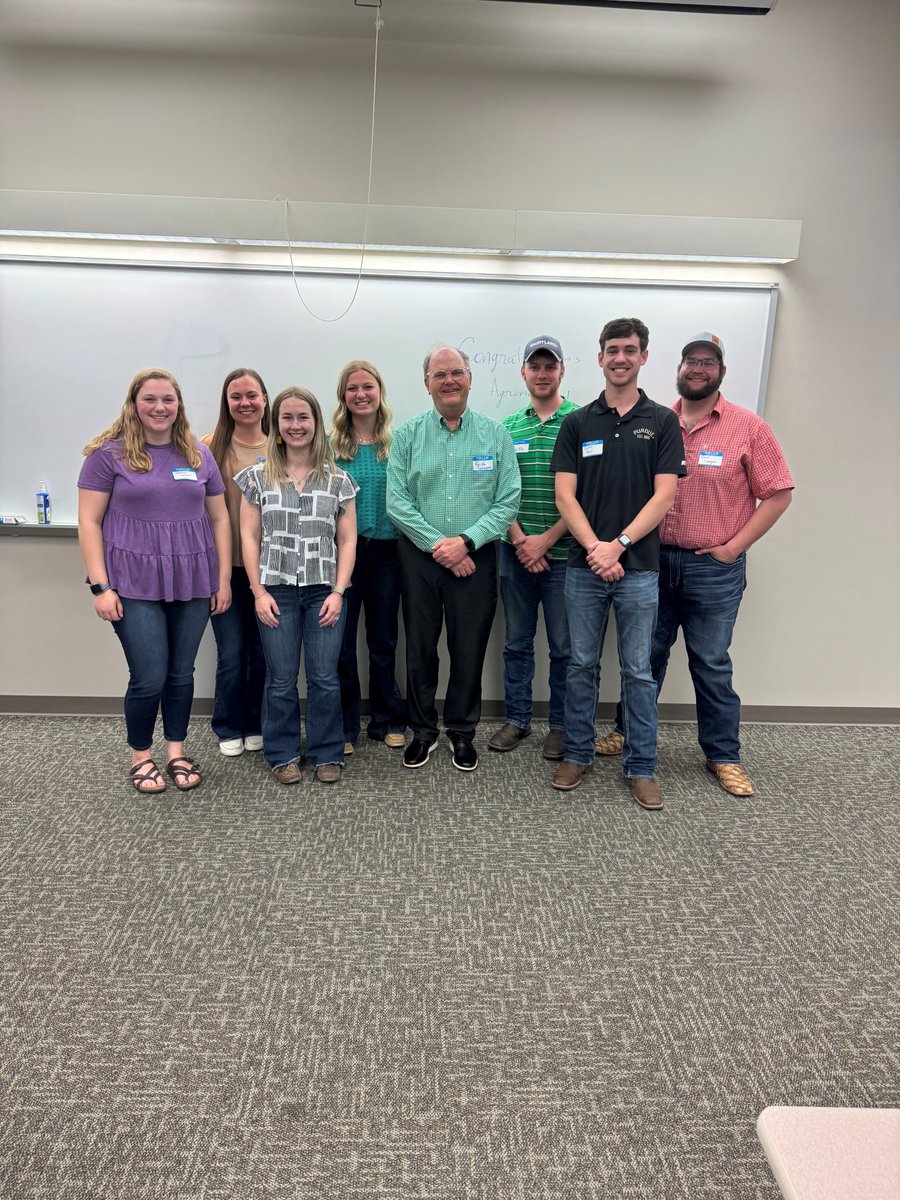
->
[78, 368, 232, 794]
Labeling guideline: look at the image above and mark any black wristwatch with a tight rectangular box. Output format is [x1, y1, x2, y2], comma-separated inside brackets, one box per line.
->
[616, 534, 632, 550]
[461, 535, 476, 554]
[89, 581, 112, 595]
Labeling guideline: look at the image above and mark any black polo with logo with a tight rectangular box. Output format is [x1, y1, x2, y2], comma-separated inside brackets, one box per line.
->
[550, 389, 686, 571]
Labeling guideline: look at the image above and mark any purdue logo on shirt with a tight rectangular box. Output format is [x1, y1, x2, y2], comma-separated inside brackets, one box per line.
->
[632, 427, 655, 441]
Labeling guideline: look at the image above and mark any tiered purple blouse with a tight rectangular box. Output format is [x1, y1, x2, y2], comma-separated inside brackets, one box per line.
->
[78, 440, 225, 601]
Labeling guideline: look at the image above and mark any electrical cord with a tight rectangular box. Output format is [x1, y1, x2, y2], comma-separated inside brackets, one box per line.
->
[283, 4, 383, 322]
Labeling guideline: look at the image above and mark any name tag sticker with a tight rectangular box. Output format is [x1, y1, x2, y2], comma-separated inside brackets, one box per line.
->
[514, 440, 529, 455]
[582, 439, 604, 458]
[472, 455, 494, 472]
[697, 451, 724, 468]
[171, 468, 198, 481]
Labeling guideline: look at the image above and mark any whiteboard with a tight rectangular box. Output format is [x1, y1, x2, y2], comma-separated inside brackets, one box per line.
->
[0, 260, 778, 523]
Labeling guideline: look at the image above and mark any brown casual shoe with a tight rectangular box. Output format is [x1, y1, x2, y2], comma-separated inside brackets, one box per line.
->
[315, 763, 341, 784]
[542, 729, 565, 760]
[383, 732, 406, 749]
[627, 777, 663, 810]
[489, 723, 532, 752]
[596, 730, 625, 756]
[706, 761, 755, 797]
[344, 742, 354, 756]
[273, 762, 302, 785]
[552, 761, 588, 791]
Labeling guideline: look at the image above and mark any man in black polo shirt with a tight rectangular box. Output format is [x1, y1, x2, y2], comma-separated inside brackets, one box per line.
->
[550, 317, 685, 808]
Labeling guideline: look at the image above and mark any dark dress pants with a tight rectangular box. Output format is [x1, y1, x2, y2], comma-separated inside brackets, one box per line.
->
[398, 536, 498, 740]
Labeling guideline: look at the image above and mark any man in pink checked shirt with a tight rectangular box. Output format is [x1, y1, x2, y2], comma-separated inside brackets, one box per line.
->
[595, 333, 794, 798]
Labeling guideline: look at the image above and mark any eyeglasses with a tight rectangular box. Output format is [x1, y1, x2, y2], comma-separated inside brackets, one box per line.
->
[426, 369, 469, 382]
[683, 357, 720, 369]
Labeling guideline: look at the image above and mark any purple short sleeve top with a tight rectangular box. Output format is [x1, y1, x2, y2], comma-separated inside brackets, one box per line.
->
[78, 440, 225, 601]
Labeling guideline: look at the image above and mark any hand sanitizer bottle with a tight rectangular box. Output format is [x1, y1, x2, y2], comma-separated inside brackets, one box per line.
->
[36, 481, 51, 525]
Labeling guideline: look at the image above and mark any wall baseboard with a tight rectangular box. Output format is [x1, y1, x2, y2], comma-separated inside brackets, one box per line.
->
[1, 697, 897, 725]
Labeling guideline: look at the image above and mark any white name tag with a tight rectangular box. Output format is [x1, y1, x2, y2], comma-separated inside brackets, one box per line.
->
[171, 468, 198, 481]
[472, 456, 494, 472]
[697, 451, 724, 468]
[514, 440, 529, 455]
[582, 440, 603, 458]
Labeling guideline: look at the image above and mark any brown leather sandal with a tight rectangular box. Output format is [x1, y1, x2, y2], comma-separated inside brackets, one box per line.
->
[129, 759, 166, 794]
[165, 756, 202, 791]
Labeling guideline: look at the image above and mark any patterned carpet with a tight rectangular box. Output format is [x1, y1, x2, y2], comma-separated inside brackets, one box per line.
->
[1, 716, 897, 1200]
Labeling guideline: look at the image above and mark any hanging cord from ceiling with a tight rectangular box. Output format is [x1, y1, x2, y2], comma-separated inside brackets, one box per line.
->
[283, 1, 383, 322]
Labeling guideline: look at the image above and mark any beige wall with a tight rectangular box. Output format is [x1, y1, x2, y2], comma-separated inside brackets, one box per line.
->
[1, 0, 898, 713]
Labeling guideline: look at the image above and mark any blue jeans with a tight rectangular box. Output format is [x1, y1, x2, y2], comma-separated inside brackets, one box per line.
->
[563, 567, 659, 776]
[257, 584, 345, 770]
[210, 566, 266, 741]
[653, 546, 747, 762]
[499, 541, 570, 730]
[112, 596, 211, 750]
[612, 548, 748, 762]
[338, 538, 407, 744]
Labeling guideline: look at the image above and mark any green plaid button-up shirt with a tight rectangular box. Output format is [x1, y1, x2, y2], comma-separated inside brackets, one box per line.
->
[387, 405, 521, 552]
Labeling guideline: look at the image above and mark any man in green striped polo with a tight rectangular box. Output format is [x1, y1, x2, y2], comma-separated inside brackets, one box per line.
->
[488, 336, 577, 761]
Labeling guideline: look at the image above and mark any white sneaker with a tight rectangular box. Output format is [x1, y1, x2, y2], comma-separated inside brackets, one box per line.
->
[219, 738, 245, 757]
[243, 735, 264, 752]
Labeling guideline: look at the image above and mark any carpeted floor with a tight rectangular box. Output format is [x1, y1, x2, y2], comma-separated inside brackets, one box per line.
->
[1, 715, 897, 1199]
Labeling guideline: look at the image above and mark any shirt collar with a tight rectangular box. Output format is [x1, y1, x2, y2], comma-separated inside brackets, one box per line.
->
[525, 397, 575, 421]
[429, 404, 467, 431]
[673, 391, 725, 422]
[594, 388, 653, 418]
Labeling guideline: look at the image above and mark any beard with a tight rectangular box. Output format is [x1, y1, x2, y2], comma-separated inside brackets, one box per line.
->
[676, 368, 723, 403]
[528, 383, 557, 401]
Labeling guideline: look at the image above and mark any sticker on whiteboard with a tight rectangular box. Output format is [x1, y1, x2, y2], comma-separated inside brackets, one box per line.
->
[472, 456, 494, 472]
[582, 440, 603, 458]
[697, 451, 724, 468]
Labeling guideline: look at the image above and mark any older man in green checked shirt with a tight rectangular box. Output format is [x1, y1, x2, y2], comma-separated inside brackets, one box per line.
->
[387, 344, 521, 773]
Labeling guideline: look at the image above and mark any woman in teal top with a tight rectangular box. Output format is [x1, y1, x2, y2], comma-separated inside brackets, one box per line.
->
[331, 361, 407, 754]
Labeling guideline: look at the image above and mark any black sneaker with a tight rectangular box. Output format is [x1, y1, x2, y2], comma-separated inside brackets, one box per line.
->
[448, 733, 478, 772]
[403, 736, 438, 769]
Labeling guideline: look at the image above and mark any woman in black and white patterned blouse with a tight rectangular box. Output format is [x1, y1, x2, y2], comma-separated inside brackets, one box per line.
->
[237, 387, 358, 785]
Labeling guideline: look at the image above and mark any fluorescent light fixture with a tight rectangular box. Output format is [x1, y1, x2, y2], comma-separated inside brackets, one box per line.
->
[480, 0, 777, 12]
[0, 191, 801, 264]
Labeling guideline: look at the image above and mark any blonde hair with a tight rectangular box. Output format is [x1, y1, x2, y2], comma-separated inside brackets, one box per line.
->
[82, 368, 201, 471]
[330, 360, 393, 463]
[264, 387, 334, 488]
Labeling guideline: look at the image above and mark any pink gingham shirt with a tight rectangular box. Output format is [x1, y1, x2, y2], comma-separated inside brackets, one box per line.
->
[659, 395, 794, 550]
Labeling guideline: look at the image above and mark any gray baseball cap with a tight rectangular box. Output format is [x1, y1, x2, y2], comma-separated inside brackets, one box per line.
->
[523, 336, 564, 363]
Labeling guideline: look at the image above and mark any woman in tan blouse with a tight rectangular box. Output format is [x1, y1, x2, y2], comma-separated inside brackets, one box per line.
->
[202, 368, 271, 758]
